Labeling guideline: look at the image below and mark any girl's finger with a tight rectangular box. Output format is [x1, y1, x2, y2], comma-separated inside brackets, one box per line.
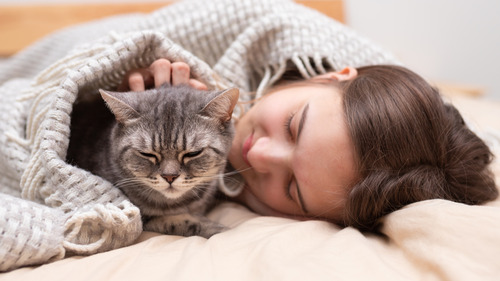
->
[128, 71, 147, 92]
[188, 79, 208, 90]
[171, 62, 191, 85]
[149, 59, 172, 88]
[119, 68, 153, 92]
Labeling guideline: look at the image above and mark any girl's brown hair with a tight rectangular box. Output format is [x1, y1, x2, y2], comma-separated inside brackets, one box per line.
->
[341, 65, 498, 232]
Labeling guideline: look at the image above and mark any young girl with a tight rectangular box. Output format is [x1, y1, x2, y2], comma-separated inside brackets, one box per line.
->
[121, 58, 498, 232]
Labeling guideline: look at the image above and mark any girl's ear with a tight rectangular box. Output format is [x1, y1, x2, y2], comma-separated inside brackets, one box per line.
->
[313, 67, 358, 82]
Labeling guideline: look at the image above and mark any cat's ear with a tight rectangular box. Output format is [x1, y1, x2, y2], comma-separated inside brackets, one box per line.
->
[199, 88, 239, 123]
[99, 89, 140, 124]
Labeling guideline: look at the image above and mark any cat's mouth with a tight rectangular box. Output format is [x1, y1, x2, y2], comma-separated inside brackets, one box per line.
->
[156, 184, 188, 199]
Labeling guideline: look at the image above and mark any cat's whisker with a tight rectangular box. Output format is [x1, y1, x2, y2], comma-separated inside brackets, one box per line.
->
[190, 167, 252, 182]
[219, 177, 242, 188]
[69, 84, 239, 238]
[224, 167, 253, 176]
[113, 178, 145, 188]
[144, 186, 160, 199]
[114, 177, 142, 184]
[189, 189, 203, 200]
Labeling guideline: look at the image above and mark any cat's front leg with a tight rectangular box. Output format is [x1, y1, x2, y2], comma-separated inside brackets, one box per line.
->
[144, 213, 228, 238]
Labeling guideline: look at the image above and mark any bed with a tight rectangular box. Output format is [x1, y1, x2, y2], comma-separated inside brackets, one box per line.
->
[1, 1, 499, 280]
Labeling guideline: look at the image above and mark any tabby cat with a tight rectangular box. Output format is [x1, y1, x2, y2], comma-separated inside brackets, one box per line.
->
[66, 84, 239, 238]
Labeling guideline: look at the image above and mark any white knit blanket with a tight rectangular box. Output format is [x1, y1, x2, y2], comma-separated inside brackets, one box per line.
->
[0, 0, 397, 271]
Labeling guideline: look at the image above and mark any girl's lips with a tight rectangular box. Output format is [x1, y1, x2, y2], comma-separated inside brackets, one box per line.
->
[242, 133, 253, 167]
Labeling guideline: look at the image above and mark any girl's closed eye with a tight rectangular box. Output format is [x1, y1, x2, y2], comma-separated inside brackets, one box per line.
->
[285, 176, 294, 201]
[283, 112, 296, 141]
[283, 113, 298, 204]
[285, 178, 307, 214]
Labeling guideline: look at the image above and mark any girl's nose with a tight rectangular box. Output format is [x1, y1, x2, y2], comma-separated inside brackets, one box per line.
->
[248, 136, 291, 173]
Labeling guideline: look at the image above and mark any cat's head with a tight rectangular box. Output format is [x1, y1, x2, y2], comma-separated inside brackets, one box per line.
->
[99, 84, 239, 201]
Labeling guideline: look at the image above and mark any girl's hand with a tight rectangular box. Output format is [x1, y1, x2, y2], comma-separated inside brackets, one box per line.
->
[119, 59, 208, 91]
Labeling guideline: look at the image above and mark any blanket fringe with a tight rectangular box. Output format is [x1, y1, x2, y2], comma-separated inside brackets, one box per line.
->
[0, 0, 404, 270]
[253, 54, 330, 100]
[14, 29, 231, 256]
[17, 31, 190, 255]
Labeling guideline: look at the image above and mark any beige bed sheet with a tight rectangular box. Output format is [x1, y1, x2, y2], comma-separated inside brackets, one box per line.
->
[1, 96, 499, 281]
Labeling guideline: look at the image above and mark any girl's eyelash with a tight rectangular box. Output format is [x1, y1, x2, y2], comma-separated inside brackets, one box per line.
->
[285, 177, 293, 201]
[283, 112, 295, 140]
[284, 112, 295, 202]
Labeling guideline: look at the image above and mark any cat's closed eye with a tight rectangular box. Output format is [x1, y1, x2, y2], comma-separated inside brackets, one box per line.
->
[67, 84, 238, 238]
[139, 151, 159, 163]
[183, 150, 203, 159]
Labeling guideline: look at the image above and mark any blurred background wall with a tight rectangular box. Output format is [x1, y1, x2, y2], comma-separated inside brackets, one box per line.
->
[345, 0, 500, 100]
[1, 0, 499, 100]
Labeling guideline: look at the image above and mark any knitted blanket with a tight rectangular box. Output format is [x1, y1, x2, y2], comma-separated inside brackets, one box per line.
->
[0, 0, 397, 271]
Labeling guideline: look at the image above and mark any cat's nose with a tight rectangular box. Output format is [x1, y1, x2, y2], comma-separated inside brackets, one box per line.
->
[161, 173, 179, 184]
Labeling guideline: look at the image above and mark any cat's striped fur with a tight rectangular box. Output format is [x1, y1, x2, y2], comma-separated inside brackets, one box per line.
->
[67, 84, 239, 238]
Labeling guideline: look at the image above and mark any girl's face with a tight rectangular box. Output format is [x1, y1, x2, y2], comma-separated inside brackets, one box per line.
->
[228, 80, 359, 222]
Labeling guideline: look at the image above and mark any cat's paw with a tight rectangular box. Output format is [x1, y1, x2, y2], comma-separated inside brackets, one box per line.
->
[197, 221, 229, 238]
[144, 214, 228, 238]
